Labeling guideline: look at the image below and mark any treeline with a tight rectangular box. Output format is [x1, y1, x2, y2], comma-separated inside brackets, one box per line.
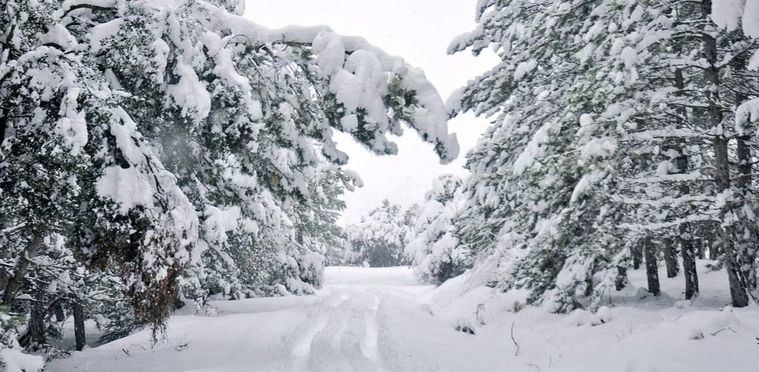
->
[408, 0, 759, 312]
[0, 0, 457, 366]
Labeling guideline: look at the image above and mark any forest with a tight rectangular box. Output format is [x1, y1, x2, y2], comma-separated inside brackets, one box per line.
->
[1, 0, 758, 371]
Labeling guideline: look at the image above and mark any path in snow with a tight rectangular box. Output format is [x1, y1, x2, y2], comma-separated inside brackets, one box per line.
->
[47, 267, 482, 372]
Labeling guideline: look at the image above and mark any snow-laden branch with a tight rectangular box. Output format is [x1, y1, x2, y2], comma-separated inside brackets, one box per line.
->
[201, 1, 459, 163]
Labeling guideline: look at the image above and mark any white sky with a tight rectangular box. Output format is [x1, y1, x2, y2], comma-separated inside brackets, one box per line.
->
[244, 0, 497, 225]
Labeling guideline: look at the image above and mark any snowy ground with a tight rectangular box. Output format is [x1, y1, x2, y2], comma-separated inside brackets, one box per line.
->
[47, 264, 759, 372]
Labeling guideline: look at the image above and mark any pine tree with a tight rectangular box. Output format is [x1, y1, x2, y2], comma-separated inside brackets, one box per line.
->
[448, 0, 644, 311]
[346, 201, 415, 267]
[406, 175, 470, 284]
[449, 0, 759, 311]
[1, 0, 459, 352]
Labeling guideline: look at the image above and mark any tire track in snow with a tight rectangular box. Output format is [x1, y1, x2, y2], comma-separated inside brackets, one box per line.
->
[295, 289, 386, 372]
[360, 294, 381, 363]
[291, 291, 350, 371]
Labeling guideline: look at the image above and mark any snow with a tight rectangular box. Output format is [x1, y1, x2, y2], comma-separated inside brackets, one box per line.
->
[203, 6, 459, 163]
[89, 18, 123, 53]
[513, 59, 537, 81]
[55, 76, 88, 155]
[202, 206, 242, 244]
[0, 348, 44, 372]
[46, 264, 759, 372]
[313, 31, 346, 76]
[96, 166, 155, 213]
[750, 50, 759, 70]
[168, 60, 212, 123]
[513, 119, 552, 176]
[580, 136, 618, 161]
[736, 98, 759, 135]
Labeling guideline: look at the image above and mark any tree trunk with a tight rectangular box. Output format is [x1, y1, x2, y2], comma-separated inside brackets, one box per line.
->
[644, 237, 660, 296]
[732, 54, 758, 301]
[615, 266, 627, 291]
[631, 243, 643, 270]
[26, 288, 47, 348]
[54, 303, 65, 322]
[701, 1, 749, 307]
[0, 107, 7, 145]
[663, 237, 679, 278]
[74, 302, 86, 351]
[681, 236, 699, 300]
[709, 237, 721, 260]
[2, 234, 43, 305]
[673, 62, 698, 298]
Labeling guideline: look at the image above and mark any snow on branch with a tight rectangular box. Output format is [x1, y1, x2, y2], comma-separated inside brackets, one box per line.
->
[202, 2, 459, 164]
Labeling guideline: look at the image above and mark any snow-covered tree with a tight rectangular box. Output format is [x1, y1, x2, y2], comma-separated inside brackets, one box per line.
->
[346, 200, 415, 267]
[447, 0, 641, 312]
[448, 0, 759, 311]
[406, 175, 469, 284]
[1, 0, 458, 356]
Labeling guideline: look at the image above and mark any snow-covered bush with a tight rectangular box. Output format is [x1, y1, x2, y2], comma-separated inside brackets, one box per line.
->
[0, 306, 44, 372]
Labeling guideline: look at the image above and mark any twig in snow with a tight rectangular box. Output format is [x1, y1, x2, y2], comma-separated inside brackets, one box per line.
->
[121, 348, 131, 356]
[510, 321, 520, 356]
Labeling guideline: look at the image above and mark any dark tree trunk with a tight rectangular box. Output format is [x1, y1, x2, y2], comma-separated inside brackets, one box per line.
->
[0, 271, 8, 293]
[631, 243, 643, 270]
[2, 234, 43, 305]
[0, 107, 7, 145]
[682, 237, 699, 300]
[701, 1, 749, 306]
[615, 266, 627, 291]
[733, 54, 758, 301]
[26, 288, 47, 348]
[673, 63, 698, 297]
[644, 237, 660, 296]
[74, 302, 86, 351]
[734, 52, 752, 192]
[54, 303, 65, 322]
[663, 237, 679, 278]
[709, 237, 721, 260]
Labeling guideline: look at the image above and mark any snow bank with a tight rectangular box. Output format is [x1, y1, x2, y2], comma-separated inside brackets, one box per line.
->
[0, 348, 44, 372]
[422, 260, 759, 372]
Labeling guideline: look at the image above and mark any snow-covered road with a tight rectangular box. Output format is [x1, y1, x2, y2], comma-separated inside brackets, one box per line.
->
[46, 265, 759, 372]
[47, 267, 488, 372]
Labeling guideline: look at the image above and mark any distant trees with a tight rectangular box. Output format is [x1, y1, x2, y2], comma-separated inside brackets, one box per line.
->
[345, 200, 415, 267]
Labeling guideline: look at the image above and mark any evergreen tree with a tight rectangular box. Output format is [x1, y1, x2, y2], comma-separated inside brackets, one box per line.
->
[406, 175, 470, 284]
[449, 0, 759, 311]
[346, 201, 415, 267]
[0, 0, 458, 356]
